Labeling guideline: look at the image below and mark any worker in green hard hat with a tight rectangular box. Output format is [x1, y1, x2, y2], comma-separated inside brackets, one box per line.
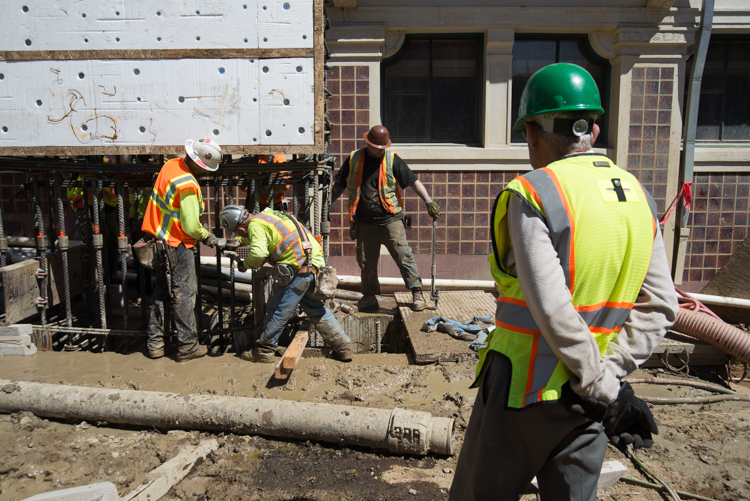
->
[450, 63, 679, 500]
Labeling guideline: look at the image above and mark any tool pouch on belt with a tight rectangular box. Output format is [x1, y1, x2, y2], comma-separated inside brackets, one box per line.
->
[311, 265, 338, 301]
[403, 215, 412, 231]
[133, 237, 160, 271]
[270, 263, 295, 287]
[162, 244, 178, 272]
[349, 220, 357, 241]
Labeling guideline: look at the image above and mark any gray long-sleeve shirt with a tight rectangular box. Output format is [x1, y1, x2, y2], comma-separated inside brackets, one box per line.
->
[506, 194, 679, 404]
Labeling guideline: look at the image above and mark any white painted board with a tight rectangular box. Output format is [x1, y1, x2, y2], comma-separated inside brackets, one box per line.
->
[0, 58, 314, 147]
[1, 0, 313, 51]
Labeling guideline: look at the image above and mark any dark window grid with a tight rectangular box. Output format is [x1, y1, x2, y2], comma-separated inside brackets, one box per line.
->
[382, 36, 482, 144]
[687, 39, 750, 142]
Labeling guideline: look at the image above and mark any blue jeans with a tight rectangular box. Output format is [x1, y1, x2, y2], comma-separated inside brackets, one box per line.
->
[257, 271, 350, 351]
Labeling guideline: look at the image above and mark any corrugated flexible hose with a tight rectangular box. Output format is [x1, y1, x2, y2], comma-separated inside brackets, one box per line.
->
[673, 308, 750, 365]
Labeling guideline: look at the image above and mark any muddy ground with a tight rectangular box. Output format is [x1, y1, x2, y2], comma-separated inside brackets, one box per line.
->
[0, 350, 749, 501]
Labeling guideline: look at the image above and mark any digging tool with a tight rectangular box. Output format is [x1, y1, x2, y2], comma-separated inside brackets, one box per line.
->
[430, 219, 439, 309]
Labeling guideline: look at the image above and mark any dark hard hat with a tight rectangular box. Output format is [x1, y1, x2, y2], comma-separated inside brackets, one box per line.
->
[363, 125, 392, 150]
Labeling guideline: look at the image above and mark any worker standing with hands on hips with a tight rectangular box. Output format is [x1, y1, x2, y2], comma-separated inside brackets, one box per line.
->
[141, 138, 219, 361]
[219, 204, 353, 363]
[331, 125, 440, 312]
[449, 63, 678, 501]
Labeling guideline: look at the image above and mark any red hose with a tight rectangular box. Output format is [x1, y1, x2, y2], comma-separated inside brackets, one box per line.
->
[674, 309, 750, 365]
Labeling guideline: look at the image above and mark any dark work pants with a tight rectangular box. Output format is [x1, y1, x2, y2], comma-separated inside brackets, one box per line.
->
[449, 351, 608, 501]
[147, 244, 199, 356]
[356, 220, 422, 295]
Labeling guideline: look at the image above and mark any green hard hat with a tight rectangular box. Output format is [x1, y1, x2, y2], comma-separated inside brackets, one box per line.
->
[513, 63, 605, 133]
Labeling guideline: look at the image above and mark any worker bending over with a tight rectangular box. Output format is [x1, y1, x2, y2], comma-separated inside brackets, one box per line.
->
[219, 204, 353, 363]
[450, 64, 678, 501]
[331, 125, 440, 312]
[141, 138, 219, 361]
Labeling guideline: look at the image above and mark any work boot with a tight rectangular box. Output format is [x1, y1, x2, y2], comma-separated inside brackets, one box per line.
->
[147, 347, 165, 359]
[357, 294, 379, 311]
[331, 343, 353, 363]
[251, 344, 276, 363]
[412, 288, 426, 312]
[176, 344, 208, 362]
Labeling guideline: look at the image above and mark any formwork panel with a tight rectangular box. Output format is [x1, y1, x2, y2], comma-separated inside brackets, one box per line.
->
[0, 0, 313, 51]
[0, 58, 314, 147]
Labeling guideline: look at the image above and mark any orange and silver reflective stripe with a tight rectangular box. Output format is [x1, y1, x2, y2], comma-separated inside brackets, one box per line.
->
[255, 213, 306, 265]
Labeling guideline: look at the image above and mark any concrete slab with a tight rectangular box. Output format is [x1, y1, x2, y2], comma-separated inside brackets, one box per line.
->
[0, 335, 32, 345]
[0, 343, 37, 356]
[396, 290, 496, 364]
[20, 481, 118, 501]
[530, 461, 628, 490]
[0, 324, 33, 336]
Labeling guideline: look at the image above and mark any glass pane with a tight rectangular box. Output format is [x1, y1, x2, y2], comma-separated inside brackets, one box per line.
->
[388, 94, 427, 140]
[559, 41, 602, 78]
[431, 40, 478, 142]
[384, 40, 429, 93]
[696, 92, 722, 141]
[701, 42, 726, 93]
[512, 41, 556, 76]
[723, 72, 750, 140]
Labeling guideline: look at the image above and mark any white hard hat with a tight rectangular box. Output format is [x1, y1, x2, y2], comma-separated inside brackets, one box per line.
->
[220, 204, 250, 234]
[185, 138, 222, 172]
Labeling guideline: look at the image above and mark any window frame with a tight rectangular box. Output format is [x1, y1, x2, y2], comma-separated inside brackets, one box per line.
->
[510, 34, 611, 147]
[381, 33, 485, 145]
[687, 35, 750, 144]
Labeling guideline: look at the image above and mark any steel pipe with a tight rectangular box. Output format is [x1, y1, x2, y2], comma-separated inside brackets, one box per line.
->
[0, 380, 454, 456]
[336, 275, 496, 290]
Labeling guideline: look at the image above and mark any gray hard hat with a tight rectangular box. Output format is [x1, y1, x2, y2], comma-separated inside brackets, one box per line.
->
[220, 204, 250, 234]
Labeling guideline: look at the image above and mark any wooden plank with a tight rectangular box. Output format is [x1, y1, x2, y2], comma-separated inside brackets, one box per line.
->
[1, 48, 313, 61]
[275, 328, 310, 379]
[0, 260, 40, 326]
[121, 439, 218, 501]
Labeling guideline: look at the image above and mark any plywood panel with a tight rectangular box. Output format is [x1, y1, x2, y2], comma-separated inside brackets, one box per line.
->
[0, 57, 313, 148]
[0, 259, 39, 326]
[0, 0, 312, 52]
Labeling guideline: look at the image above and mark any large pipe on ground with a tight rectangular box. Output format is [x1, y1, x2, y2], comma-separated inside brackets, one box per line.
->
[337, 275, 496, 290]
[673, 309, 750, 364]
[0, 380, 454, 456]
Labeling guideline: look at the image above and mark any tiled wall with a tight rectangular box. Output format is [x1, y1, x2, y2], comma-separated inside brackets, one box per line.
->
[684, 173, 750, 284]
[326, 65, 371, 169]
[627, 66, 674, 216]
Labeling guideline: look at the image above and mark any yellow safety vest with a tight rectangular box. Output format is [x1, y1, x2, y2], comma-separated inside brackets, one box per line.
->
[480, 154, 657, 408]
[250, 210, 323, 269]
[67, 176, 118, 212]
[345, 148, 403, 222]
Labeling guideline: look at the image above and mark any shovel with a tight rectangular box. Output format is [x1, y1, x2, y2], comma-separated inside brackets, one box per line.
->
[430, 219, 440, 309]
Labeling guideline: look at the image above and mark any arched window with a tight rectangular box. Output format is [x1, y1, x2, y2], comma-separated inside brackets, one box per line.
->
[382, 34, 483, 144]
[511, 37, 610, 146]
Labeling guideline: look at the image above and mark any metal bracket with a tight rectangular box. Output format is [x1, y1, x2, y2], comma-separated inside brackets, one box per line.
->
[36, 297, 48, 308]
[35, 268, 48, 279]
[57, 235, 69, 251]
[117, 236, 129, 252]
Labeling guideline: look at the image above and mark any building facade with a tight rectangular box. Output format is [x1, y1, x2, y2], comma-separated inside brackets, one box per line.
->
[323, 0, 750, 293]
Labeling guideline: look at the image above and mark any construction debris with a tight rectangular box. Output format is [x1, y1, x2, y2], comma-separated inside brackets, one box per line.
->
[0, 324, 36, 356]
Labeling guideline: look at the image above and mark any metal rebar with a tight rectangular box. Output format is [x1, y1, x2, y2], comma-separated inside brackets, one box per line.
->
[312, 169, 320, 237]
[116, 182, 128, 330]
[90, 180, 107, 331]
[0, 196, 7, 269]
[214, 177, 224, 331]
[376, 320, 382, 353]
[81, 177, 91, 314]
[321, 169, 330, 263]
[99, 181, 113, 307]
[252, 179, 259, 214]
[267, 173, 275, 210]
[55, 172, 73, 327]
[30, 176, 48, 326]
[304, 178, 311, 227]
[293, 180, 299, 219]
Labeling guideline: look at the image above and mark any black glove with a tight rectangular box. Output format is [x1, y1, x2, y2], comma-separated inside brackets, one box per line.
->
[426, 201, 440, 220]
[223, 251, 247, 273]
[560, 383, 608, 422]
[603, 381, 658, 450]
[204, 233, 216, 248]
